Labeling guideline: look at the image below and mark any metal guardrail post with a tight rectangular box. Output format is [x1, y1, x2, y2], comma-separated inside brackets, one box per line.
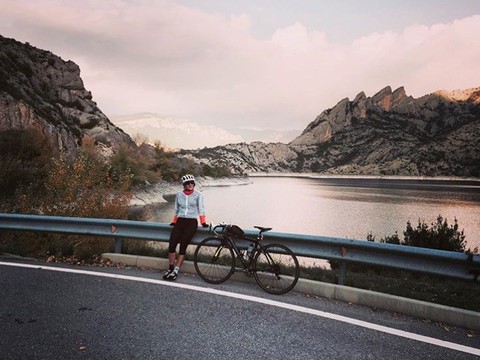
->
[114, 237, 122, 254]
[337, 262, 346, 285]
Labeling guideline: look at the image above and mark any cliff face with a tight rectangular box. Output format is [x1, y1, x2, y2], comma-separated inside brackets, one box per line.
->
[184, 86, 480, 177]
[0, 35, 134, 154]
[180, 142, 298, 174]
[290, 86, 414, 146]
[289, 86, 480, 176]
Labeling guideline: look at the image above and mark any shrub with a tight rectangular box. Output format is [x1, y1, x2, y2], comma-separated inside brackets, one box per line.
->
[403, 215, 466, 252]
[380, 232, 401, 245]
[31, 136, 133, 219]
[201, 163, 231, 177]
[109, 143, 150, 187]
[7, 136, 133, 259]
[340, 217, 468, 275]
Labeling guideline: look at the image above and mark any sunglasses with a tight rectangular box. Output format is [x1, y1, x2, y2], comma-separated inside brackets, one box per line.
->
[184, 181, 195, 186]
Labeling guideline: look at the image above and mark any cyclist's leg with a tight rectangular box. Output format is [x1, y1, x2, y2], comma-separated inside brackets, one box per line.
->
[167, 223, 183, 268]
[176, 218, 198, 269]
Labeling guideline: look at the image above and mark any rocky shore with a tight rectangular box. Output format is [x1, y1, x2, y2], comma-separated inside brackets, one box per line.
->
[129, 176, 252, 206]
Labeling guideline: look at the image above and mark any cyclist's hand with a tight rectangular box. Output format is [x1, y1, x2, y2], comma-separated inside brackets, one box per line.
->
[201, 223, 209, 228]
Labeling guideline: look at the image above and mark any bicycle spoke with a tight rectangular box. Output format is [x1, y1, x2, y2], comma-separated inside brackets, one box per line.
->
[194, 237, 235, 284]
[253, 244, 299, 294]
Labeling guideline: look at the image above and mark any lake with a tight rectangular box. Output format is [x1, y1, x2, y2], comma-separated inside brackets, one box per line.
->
[144, 176, 480, 251]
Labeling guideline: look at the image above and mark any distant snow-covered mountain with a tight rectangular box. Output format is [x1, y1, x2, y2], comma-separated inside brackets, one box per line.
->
[110, 113, 243, 149]
[110, 113, 300, 149]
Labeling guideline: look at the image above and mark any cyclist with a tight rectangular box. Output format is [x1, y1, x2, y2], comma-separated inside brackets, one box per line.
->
[163, 174, 209, 281]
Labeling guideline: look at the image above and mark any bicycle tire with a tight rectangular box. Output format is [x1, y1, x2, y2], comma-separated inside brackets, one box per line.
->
[194, 237, 235, 284]
[253, 243, 299, 294]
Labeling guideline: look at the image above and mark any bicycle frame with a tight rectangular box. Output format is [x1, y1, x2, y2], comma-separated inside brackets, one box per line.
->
[195, 223, 300, 294]
[212, 224, 268, 271]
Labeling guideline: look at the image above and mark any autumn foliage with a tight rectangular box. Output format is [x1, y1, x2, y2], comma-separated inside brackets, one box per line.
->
[1, 135, 133, 259]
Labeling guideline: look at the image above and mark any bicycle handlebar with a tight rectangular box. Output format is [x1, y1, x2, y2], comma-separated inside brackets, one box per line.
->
[212, 224, 227, 236]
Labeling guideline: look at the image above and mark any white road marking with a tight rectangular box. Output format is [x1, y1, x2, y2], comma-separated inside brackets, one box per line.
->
[1, 261, 479, 356]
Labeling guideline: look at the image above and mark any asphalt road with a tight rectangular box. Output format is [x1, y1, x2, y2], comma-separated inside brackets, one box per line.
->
[1, 255, 479, 359]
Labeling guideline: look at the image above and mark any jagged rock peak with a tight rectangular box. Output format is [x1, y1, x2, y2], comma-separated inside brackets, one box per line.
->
[353, 91, 366, 103]
[290, 85, 410, 147]
[392, 86, 407, 102]
[372, 85, 392, 105]
[370, 86, 410, 111]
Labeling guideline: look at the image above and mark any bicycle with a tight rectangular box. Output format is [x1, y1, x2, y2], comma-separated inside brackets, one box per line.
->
[193, 224, 300, 294]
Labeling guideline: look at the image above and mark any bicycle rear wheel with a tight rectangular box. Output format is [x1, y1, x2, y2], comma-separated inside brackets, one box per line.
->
[253, 243, 299, 294]
[194, 237, 235, 284]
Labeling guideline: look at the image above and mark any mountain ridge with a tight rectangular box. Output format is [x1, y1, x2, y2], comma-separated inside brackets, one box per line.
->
[182, 86, 480, 177]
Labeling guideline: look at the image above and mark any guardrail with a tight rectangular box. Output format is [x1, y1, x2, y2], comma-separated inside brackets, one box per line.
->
[1, 213, 479, 284]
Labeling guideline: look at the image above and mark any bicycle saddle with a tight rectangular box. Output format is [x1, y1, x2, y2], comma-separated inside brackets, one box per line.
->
[254, 226, 272, 233]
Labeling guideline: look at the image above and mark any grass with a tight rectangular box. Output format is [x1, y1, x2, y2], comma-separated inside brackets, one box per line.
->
[300, 265, 480, 313]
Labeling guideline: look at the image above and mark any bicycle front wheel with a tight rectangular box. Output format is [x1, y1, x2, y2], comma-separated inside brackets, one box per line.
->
[253, 243, 299, 294]
[194, 237, 235, 284]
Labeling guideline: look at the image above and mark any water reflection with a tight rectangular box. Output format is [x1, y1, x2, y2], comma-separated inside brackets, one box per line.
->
[142, 177, 480, 250]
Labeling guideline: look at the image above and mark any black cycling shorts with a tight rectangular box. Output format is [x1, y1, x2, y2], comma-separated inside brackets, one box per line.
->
[168, 217, 198, 255]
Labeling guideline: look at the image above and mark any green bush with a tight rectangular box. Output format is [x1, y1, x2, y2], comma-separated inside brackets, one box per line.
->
[338, 216, 469, 275]
[380, 232, 401, 245]
[402, 215, 466, 252]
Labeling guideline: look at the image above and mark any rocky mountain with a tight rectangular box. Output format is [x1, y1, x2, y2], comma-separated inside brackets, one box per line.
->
[179, 141, 298, 174]
[0, 35, 134, 154]
[182, 86, 480, 177]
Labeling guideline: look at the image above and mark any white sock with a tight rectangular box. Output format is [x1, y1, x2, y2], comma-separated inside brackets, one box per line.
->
[174, 267, 180, 273]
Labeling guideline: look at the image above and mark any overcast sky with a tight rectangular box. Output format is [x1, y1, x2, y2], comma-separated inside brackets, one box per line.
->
[1, 0, 480, 137]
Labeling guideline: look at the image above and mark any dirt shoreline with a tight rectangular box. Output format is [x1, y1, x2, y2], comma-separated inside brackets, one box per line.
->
[250, 172, 480, 182]
[130, 176, 252, 207]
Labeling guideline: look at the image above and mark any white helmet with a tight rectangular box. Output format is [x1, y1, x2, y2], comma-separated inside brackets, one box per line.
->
[181, 174, 195, 184]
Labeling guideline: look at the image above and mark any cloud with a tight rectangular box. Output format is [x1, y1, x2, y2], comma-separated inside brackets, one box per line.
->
[271, 22, 328, 51]
[1, 1, 479, 135]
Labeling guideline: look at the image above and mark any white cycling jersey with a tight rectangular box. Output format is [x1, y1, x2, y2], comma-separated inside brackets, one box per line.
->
[174, 190, 205, 219]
